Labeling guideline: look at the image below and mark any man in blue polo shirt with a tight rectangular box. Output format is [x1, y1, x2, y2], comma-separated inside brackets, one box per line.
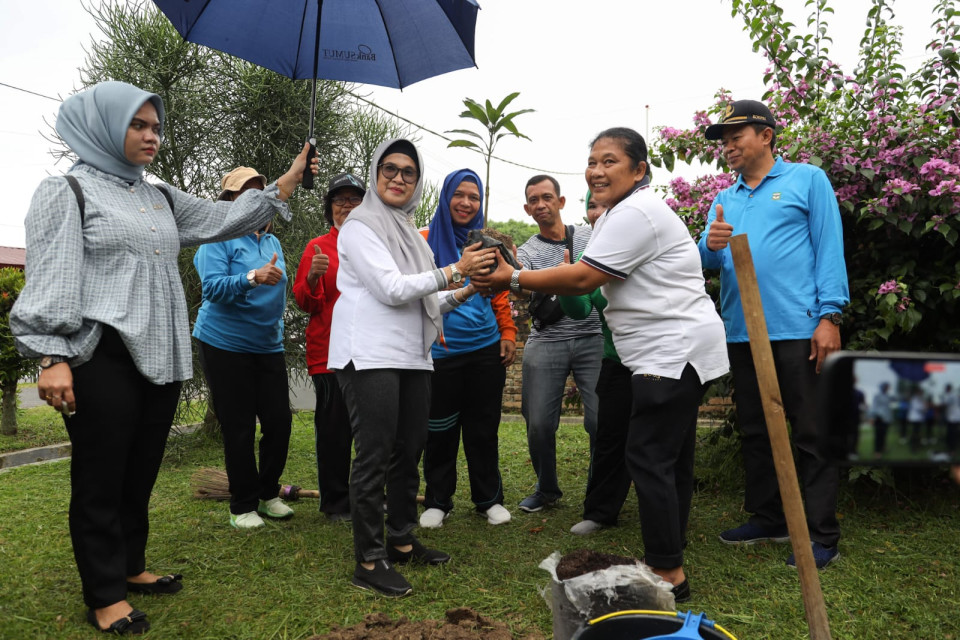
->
[699, 99, 849, 569]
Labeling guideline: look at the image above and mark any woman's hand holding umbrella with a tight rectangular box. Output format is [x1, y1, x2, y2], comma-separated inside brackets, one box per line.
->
[275, 141, 320, 202]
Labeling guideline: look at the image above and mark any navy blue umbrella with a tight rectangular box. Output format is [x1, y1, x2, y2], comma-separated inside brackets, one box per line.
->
[153, 0, 480, 187]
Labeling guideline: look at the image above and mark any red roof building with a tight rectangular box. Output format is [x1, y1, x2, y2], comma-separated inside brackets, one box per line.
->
[0, 246, 26, 270]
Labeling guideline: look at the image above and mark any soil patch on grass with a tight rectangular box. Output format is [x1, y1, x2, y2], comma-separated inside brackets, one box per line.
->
[309, 608, 546, 640]
[555, 549, 639, 580]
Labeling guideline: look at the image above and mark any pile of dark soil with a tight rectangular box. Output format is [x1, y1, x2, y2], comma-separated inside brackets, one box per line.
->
[308, 608, 547, 640]
[555, 549, 640, 580]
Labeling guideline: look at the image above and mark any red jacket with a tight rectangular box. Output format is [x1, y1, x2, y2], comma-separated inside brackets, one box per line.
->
[293, 228, 341, 375]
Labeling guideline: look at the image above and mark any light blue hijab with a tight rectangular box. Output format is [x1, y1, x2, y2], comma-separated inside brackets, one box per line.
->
[56, 81, 165, 182]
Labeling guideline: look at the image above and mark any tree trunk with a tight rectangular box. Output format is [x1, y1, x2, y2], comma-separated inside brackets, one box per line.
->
[0, 380, 18, 436]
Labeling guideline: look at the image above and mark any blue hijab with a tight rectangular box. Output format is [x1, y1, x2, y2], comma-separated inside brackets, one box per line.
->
[56, 81, 165, 182]
[427, 169, 484, 268]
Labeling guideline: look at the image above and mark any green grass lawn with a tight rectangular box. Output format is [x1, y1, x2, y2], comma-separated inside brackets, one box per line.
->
[1, 416, 958, 639]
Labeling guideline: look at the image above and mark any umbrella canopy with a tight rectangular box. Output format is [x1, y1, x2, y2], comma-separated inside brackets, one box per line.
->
[152, 0, 480, 89]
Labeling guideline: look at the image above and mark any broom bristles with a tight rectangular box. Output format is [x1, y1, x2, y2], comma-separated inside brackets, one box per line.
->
[191, 468, 232, 500]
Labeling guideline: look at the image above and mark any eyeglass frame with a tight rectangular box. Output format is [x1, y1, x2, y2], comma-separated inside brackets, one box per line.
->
[377, 162, 419, 184]
[331, 195, 363, 206]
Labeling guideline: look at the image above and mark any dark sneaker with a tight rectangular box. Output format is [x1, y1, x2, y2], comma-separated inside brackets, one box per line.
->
[719, 522, 790, 545]
[786, 542, 840, 569]
[518, 492, 557, 513]
[671, 579, 691, 603]
[351, 560, 412, 597]
[387, 539, 450, 566]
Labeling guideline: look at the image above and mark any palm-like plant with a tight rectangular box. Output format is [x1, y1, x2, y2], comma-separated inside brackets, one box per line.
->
[446, 92, 533, 225]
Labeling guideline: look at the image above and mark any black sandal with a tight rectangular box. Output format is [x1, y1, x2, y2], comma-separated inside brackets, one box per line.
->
[86, 608, 150, 635]
[126, 573, 183, 595]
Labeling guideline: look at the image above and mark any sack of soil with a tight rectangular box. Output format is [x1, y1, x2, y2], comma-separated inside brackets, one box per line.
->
[539, 550, 675, 640]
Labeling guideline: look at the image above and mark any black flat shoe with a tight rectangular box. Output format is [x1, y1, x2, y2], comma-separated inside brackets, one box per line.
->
[672, 579, 691, 603]
[127, 573, 183, 595]
[387, 539, 450, 565]
[351, 560, 412, 597]
[86, 608, 150, 635]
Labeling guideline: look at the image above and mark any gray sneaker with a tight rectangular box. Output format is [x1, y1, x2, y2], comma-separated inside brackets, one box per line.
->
[518, 492, 557, 513]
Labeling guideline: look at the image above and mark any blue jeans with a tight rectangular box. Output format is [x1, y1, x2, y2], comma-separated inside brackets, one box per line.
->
[521, 334, 602, 501]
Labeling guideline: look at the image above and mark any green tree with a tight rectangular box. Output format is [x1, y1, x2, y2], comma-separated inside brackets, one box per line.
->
[0, 268, 32, 436]
[447, 92, 534, 225]
[488, 218, 539, 247]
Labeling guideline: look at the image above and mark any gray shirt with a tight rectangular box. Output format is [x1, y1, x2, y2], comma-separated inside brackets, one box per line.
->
[11, 163, 290, 384]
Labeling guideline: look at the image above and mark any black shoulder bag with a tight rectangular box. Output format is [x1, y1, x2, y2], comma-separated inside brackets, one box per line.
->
[527, 224, 575, 331]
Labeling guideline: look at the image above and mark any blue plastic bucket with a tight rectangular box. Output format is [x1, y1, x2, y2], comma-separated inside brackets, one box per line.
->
[571, 610, 738, 640]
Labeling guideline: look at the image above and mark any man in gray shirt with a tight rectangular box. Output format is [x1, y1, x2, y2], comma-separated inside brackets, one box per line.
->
[515, 175, 602, 512]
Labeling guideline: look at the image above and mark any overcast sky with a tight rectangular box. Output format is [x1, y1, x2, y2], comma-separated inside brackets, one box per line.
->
[0, 0, 938, 248]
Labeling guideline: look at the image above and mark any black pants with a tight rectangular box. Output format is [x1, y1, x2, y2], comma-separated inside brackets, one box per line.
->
[197, 341, 292, 515]
[423, 343, 506, 513]
[66, 326, 181, 608]
[337, 365, 429, 563]
[627, 364, 705, 569]
[729, 340, 840, 547]
[312, 372, 352, 516]
[582, 358, 634, 524]
[873, 418, 889, 454]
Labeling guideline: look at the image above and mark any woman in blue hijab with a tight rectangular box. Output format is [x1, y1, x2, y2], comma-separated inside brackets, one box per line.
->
[419, 169, 517, 530]
[10, 81, 316, 635]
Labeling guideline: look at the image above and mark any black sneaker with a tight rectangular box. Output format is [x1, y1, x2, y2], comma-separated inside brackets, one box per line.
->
[719, 522, 790, 545]
[387, 539, 450, 565]
[351, 560, 412, 597]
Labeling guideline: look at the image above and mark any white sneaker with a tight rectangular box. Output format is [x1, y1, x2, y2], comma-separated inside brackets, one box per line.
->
[570, 519, 602, 535]
[419, 508, 448, 528]
[230, 511, 265, 529]
[258, 497, 294, 519]
[485, 504, 511, 525]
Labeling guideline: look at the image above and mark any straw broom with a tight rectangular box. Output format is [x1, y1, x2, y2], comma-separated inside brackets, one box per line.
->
[190, 468, 425, 503]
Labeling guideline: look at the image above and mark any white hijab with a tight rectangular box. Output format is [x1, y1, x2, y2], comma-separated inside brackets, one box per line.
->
[342, 138, 441, 355]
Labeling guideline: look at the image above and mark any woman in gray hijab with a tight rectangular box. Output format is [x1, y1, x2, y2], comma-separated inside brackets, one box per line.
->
[328, 139, 497, 597]
[10, 81, 316, 635]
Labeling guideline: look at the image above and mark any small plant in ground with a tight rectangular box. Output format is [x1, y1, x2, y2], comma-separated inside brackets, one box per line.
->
[0, 268, 33, 436]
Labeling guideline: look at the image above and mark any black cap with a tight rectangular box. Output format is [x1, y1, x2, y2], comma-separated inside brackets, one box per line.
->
[704, 100, 778, 140]
[323, 173, 366, 225]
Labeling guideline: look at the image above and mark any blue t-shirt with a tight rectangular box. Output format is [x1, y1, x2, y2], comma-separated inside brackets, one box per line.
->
[431, 285, 501, 360]
[698, 157, 849, 343]
[192, 233, 286, 353]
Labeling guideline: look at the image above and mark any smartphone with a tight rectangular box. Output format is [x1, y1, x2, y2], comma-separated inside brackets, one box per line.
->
[818, 351, 960, 465]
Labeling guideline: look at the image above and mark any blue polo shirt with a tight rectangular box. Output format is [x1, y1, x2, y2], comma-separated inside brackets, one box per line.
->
[698, 157, 849, 343]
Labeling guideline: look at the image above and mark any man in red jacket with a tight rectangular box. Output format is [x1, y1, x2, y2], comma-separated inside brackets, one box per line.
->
[293, 173, 366, 521]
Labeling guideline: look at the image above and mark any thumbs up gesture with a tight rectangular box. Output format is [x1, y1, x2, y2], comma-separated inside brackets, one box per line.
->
[254, 252, 284, 286]
[308, 244, 329, 284]
[706, 204, 734, 251]
[563, 248, 572, 265]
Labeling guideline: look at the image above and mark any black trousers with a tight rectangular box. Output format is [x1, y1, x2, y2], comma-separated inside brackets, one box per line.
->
[729, 340, 841, 547]
[423, 342, 506, 513]
[312, 372, 352, 516]
[626, 364, 705, 569]
[197, 341, 292, 515]
[337, 365, 429, 563]
[66, 326, 181, 608]
[582, 358, 634, 524]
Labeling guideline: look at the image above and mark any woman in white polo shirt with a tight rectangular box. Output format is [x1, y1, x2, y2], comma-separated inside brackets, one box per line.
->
[473, 127, 728, 602]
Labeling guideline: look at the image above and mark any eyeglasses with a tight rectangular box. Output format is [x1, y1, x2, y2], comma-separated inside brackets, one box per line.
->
[378, 162, 419, 184]
[331, 195, 363, 206]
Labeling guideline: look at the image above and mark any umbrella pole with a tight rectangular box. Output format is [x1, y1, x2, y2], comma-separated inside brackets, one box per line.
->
[302, 0, 323, 190]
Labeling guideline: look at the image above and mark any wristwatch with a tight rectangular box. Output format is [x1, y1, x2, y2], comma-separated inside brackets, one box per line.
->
[246, 269, 259, 288]
[821, 312, 842, 326]
[39, 355, 67, 369]
[510, 269, 522, 295]
[449, 263, 463, 284]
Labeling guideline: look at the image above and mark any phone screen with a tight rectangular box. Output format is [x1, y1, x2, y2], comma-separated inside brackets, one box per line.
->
[818, 352, 960, 465]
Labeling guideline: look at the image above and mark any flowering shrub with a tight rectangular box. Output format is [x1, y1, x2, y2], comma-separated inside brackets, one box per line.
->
[651, 0, 960, 351]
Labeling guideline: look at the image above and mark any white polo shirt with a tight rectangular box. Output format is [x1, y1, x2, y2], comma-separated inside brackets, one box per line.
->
[580, 186, 729, 383]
